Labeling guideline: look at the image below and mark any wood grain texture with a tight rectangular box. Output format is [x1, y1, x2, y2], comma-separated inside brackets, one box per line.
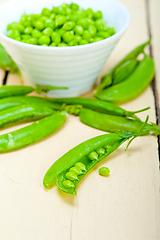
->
[0, 0, 160, 240]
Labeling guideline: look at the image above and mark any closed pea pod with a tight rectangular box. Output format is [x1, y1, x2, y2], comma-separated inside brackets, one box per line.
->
[95, 55, 155, 103]
[0, 111, 67, 153]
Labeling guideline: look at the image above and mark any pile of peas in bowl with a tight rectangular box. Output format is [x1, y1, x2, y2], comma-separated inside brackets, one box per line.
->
[6, 2, 116, 47]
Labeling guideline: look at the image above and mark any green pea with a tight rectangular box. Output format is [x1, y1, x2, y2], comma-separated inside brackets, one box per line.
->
[66, 171, 78, 181]
[24, 26, 33, 34]
[96, 148, 105, 156]
[74, 162, 86, 171]
[35, 20, 44, 31]
[21, 34, 31, 40]
[63, 180, 74, 188]
[50, 13, 56, 20]
[74, 25, 84, 35]
[44, 19, 55, 29]
[103, 145, 110, 149]
[49, 42, 57, 47]
[42, 27, 53, 37]
[7, 29, 20, 39]
[68, 40, 77, 46]
[40, 16, 48, 23]
[88, 151, 98, 161]
[38, 35, 50, 45]
[13, 24, 25, 33]
[70, 3, 79, 10]
[77, 18, 89, 30]
[23, 16, 32, 27]
[107, 28, 116, 35]
[31, 29, 42, 38]
[7, 22, 17, 31]
[86, 8, 94, 19]
[95, 19, 106, 31]
[51, 32, 61, 45]
[69, 167, 82, 175]
[41, 8, 51, 17]
[94, 11, 103, 20]
[57, 6, 67, 15]
[97, 31, 110, 39]
[63, 21, 75, 30]
[93, 37, 104, 42]
[55, 15, 67, 27]
[74, 35, 82, 43]
[56, 28, 66, 37]
[63, 31, 74, 43]
[21, 39, 27, 43]
[26, 38, 38, 45]
[99, 167, 110, 176]
[14, 36, 21, 41]
[88, 25, 97, 37]
[79, 39, 89, 45]
[86, 18, 94, 25]
[69, 14, 80, 22]
[82, 30, 91, 41]
[40, 44, 48, 46]
[58, 43, 68, 47]
[89, 38, 94, 43]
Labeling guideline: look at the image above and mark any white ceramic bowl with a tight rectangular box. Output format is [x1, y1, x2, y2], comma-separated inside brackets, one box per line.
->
[0, 0, 130, 97]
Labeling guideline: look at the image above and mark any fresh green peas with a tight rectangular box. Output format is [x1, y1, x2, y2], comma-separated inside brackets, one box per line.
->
[24, 26, 33, 34]
[86, 8, 94, 19]
[96, 148, 105, 156]
[13, 24, 25, 34]
[79, 39, 89, 45]
[74, 35, 82, 43]
[66, 172, 78, 181]
[21, 34, 31, 40]
[63, 180, 74, 189]
[41, 8, 51, 17]
[70, 3, 79, 10]
[69, 14, 80, 22]
[58, 43, 68, 47]
[51, 32, 61, 45]
[35, 20, 44, 31]
[7, 29, 20, 39]
[97, 31, 110, 39]
[107, 28, 116, 35]
[38, 35, 50, 45]
[26, 38, 38, 45]
[63, 21, 75, 30]
[68, 40, 77, 46]
[42, 27, 53, 37]
[69, 167, 82, 175]
[44, 19, 55, 29]
[74, 25, 84, 35]
[94, 11, 103, 20]
[88, 151, 99, 161]
[77, 18, 88, 30]
[56, 28, 66, 37]
[7, 22, 17, 31]
[31, 29, 42, 38]
[95, 19, 106, 31]
[99, 167, 110, 176]
[88, 25, 97, 37]
[50, 13, 56, 20]
[55, 15, 67, 27]
[63, 31, 74, 43]
[74, 162, 86, 171]
[93, 37, 104, 42]
[49, 42, 57, 47]
[82, 30, 91, 41]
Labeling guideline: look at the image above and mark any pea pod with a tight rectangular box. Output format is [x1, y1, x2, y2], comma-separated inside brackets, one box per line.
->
[94, 55, 155, 103]
[94, 39, 151, 94]
[0, 104, 56, 129]
[0, 111, 67, 153]
[0, 96, 62, 112]
[79, 108, 160, 136]
[48, 97, 150, 119]
[43, 123, 148, 194]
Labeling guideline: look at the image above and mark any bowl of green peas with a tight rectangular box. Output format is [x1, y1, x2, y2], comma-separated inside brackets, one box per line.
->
[0, 0, 130, 97]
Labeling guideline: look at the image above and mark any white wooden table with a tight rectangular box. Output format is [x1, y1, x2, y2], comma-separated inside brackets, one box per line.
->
[0, 1, 160, 240]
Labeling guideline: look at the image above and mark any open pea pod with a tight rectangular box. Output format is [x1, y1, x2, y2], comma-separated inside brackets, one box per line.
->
[43, 122, 148, 194]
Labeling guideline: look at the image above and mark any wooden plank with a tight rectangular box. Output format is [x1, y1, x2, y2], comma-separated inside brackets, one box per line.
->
[0, 1, 159, 240]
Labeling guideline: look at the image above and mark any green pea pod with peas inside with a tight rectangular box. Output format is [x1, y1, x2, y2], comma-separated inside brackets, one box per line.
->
[94, 38, 151, 94]
[48, 97, 150, 119]
[0, 96, 62, 112]
[43, 118, 148, 194]
[94, 55, 155, 103]
[0, 84, 68, 99]
[0, 111, 67, 153]
[0, 104, 56, 129]
[79, 108, 160, 136]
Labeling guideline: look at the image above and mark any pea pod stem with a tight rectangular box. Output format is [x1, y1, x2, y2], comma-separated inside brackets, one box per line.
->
[94, 55, 155, 103]
[79, 108, 160, 136]
[47, 97, 150, 119]
[0, 111, 67, 153]
[0, 104, 56, 129]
